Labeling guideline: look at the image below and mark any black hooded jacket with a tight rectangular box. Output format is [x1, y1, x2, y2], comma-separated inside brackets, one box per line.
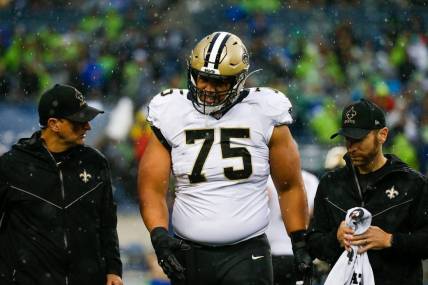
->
[0, 131, 122, 285]
[307, 154, 428, 285]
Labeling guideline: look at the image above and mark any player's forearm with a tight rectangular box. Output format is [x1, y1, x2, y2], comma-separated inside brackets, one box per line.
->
[279, 187, 309, 233]
[139, 190, 169, 232]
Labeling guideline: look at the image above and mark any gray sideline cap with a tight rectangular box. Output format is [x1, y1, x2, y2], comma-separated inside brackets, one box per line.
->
[38, 84, 103, 126]
[331, 99, 385, 140]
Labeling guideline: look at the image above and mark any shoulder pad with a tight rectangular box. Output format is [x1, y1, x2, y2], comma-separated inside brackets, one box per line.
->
[246, 87, 293, 126]
[147, 89, 188, 128]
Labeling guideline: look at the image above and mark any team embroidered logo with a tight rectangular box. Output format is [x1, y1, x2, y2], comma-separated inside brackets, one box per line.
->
[79, 169, 92, 183]
[344, 106, 357, 125]
[385, 185, 399, 199]
[74, 89, 86, 107]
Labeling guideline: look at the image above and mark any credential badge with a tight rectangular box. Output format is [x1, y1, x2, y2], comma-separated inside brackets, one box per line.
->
[385, 185, 399, 199]
[79, 169, 92, 183]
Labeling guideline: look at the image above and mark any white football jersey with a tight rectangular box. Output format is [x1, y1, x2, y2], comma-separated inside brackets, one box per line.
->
[265, 171, 319, 255]
[147, 87, 293, 245]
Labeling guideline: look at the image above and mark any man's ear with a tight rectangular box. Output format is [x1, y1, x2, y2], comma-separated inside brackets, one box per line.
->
[378, 127, 388, 144]
[47, 118, 61, 132]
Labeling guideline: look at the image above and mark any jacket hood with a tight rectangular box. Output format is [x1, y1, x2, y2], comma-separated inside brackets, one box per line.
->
[15, 131, 44, 149]
[12, 131, 49, 161]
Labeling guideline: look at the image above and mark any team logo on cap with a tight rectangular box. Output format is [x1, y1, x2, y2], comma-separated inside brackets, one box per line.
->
[74, 89, 86, 107]
[344, 106, 357, 125]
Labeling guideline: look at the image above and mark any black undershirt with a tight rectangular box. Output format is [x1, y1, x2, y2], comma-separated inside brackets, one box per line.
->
[356, 159, 390, 194]
[51, 149, 73, 165]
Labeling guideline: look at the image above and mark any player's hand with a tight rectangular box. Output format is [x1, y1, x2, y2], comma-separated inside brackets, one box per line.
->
[150, 227, 191, 280]
[106, 274, 123, 285]
[290, 230, 313, 285]
[337, 220, 354, 251]
[350, 226, 393, 254]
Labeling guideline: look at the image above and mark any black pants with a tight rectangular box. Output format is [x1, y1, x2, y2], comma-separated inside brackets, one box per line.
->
[272, 255, 296, 285]
[172, 234, 273, 285]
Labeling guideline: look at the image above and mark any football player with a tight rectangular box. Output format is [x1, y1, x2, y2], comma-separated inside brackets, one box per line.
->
[138, 31, 312, 284]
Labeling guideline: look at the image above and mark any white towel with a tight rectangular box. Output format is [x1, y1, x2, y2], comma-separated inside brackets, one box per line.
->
[324, 207, 375, 285]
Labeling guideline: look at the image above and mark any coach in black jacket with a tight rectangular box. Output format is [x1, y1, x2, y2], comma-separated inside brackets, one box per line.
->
[0, 84, 122, 285]
[307, 99, 428, 285]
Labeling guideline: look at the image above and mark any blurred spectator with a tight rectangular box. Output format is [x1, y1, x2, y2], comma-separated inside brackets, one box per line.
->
[0, 62, 11, 97]
[309, 98, 341, 145]
[18, 63, 41, 98]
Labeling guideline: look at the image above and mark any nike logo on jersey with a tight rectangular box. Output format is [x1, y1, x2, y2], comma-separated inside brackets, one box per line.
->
[251, 254, 264, 260]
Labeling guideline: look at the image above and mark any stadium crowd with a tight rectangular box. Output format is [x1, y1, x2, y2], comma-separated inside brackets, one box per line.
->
[1, 1, 428, 282]
[1, 1, 428, 173]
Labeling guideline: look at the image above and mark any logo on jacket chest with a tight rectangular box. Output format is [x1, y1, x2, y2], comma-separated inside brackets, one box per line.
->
[385, 185, 399, 199]
[79, 169, 92, 183]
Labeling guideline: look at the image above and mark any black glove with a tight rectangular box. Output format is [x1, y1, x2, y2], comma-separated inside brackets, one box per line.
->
[150, 227, 191, 280]
[290, 230, 313, 285]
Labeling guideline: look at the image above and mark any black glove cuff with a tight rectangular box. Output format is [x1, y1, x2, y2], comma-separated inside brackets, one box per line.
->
[290, 229, 307, 248]
[150, 227, 169, 244]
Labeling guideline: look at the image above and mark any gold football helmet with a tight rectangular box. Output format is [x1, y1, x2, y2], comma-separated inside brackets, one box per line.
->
[187, 31, 250, 115]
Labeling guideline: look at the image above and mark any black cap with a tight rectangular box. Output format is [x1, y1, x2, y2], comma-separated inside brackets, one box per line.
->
[330, 99, 386, 140]
[38, 84, 104, 126]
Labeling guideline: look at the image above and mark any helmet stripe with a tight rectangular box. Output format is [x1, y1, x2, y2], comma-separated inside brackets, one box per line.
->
[213, 33, 231, 69]
[204, 32, 221, 67]
[205, 32, 229, 70]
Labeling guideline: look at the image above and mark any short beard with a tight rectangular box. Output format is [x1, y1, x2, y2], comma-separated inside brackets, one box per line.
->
[360, 134, 381, 168]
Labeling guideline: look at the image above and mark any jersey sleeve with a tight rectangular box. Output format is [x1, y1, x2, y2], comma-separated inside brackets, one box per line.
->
[263, 88, 293, 126]
[249, 87, 293, 143]
[146, 89, 176, 149]
[147, 92, 166, 129]
[147, 88, 184, 129]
